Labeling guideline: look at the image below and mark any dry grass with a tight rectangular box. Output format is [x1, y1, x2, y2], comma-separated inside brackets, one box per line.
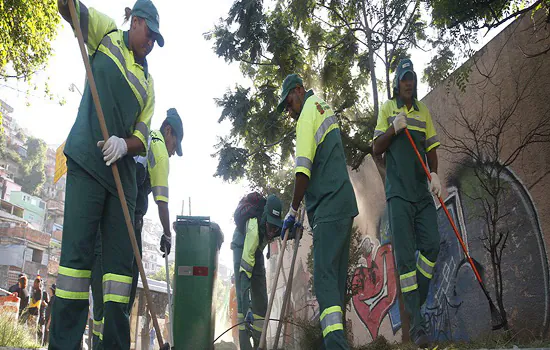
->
[0, 312, 41, 348]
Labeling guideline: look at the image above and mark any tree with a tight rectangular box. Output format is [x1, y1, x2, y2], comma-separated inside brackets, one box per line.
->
[149, 262, 175, 282]
[439, 55, 550, 329]
[207, 0, 431, 194]
[1, 0, 60, 80]
[1, 0, 64, 105]
[18, 136, 47, 195]
[423, 0, 550, 88]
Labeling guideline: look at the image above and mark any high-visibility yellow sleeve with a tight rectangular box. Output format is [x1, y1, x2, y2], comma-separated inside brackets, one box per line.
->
[133, 75, 155, 155]
[295, 104, 316, 178]
[239, 218, 259, 279]
[425, 110, 440, 152]
[73, 1, 117, 54]
[373, 102, 391, 140]
[148, 133, 169, 203]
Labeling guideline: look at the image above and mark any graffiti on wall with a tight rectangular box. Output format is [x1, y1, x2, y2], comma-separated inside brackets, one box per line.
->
[352, 164, 550, 341]
[352, 209, 401, 339]
[425, 165, 550, 341]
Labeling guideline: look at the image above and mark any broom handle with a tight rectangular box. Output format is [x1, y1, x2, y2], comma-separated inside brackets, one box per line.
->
[67, 1, 165, 345]
[404, 129, 483, 284]
[258, 207, 304, 350]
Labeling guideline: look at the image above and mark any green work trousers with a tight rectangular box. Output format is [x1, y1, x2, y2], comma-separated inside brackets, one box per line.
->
[49, 159, 135, 350]
[313, 217, 353, 350]
[91, 215, 143, 350]
[232, 247, 267, 350]
[388, 196, 440, 338]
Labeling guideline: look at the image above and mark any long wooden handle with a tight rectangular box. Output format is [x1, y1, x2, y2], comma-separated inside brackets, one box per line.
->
[258, 207, 304, 350]
[404, 129, 483, 284]
[273, 226, 302, 349]
[67, 1, 165, 346]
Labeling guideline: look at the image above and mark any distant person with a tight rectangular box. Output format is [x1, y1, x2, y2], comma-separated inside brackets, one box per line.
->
[11, 275, 29, 317]
[39, 280, 50, 345]
[231, 193, 284, 350]
[44, 284, 56, 345]
[150, 326, 155, 349]
[8, 273, 25, 293]
[26, 276, 43, 334]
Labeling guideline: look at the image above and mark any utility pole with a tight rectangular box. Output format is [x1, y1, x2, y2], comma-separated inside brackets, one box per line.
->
[188, 197, 191, 216]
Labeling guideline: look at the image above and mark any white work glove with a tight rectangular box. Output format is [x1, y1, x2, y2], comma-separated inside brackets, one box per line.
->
[392, 112, 407, 134]
[429, 172, 442, 198]
[97, 136, 128, 166]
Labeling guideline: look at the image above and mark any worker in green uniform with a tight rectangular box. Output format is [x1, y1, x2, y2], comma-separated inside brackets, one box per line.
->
[277, 74, 359, 350]
[231, 194, 284, 350]
[90, 109, 183, 348]
[372, 58, 441, 347]
[51, 0, 163, 349]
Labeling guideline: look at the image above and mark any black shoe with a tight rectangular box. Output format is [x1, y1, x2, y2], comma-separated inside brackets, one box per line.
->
[413, 329, 431, 348]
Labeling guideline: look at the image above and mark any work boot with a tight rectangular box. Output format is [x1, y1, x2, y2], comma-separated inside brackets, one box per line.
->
[413, 329, 431, 349]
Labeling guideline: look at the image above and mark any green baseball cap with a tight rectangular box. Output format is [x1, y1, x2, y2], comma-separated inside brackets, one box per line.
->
[165, 108, 183, 156]
[396, 58, 416, 81]
[276, 74, 303, 114]
[132, 0, 164, 47]
[265, 194, 283, 228]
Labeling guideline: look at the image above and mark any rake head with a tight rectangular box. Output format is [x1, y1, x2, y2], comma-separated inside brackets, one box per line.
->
[489, 300, 507, 330]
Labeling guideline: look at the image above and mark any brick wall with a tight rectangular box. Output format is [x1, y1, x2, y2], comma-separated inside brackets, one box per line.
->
[0, 226, 50, 246]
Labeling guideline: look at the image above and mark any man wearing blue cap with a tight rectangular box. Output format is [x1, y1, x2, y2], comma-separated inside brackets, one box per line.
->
[51, 0, 164, 349]
[373, 58, 441, 347]
[90, 108, 183, 348]
[277, 74, 358, 349]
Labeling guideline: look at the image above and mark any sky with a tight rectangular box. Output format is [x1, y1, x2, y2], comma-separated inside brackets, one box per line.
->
[0, 0, 505, 269]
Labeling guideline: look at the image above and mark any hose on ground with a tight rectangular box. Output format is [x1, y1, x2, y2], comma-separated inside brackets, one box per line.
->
[213, 318, 305, 344]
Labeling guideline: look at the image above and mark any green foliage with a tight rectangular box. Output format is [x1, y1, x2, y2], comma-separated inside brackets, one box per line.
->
[0, 0, 60, 80]
[18, 136, 47, 195]
[208, 0, 434, 191]
[0, 312, 42, 348]
[429, 0, 548, 32]
[149, 262, 175, 282]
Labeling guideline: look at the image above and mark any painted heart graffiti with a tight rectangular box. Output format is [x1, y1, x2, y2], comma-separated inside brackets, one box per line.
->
[352, 244, 398, 339]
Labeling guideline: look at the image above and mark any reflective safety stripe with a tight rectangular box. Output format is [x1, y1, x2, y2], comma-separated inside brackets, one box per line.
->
[252, 314, 265, 332]
[388, 116, 427, 130]
[400, 271, 418, 293]
[374, 129, 385, 138]
[56, 266, 91, 300]
[100, 35, 148, 106]
[148, 147, 157, 168]
[417, 253, 436, 279]
[314, 116, 338, 145]
[237, 313, 246, 330]
[92, 319, 104, 339]
[79, 2, 89, 43]
[295, 156, 313, 171]
[320, 306, 343, 337]
[135, 122, 149, 139]
[426, 135, 440, 149]
[240, 259, 253, 273]
[103, 274, 132, 304]
[152, 186, 169, 198]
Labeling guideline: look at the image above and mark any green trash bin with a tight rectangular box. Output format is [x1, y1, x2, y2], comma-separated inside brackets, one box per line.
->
[172, 216, 223, 350]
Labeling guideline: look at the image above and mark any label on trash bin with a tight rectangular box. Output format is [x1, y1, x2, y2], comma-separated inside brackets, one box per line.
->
[178, 266, 209, 277]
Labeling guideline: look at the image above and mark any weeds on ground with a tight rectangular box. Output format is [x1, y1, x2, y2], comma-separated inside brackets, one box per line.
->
[354, 330, 550, 350]
[0, 313, 41, 348]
